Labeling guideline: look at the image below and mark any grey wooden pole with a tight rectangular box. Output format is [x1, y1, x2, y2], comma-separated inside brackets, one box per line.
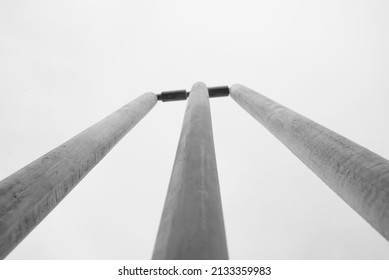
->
[0, 92, 157, 259]
[230, 84, 389, 241]
[153, 82, 228, 259]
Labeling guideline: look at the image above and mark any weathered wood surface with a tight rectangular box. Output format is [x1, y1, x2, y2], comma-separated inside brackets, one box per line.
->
[0, 92, 157, 259]
[153, 82, 228, 259]
[230, 84, 389, 241]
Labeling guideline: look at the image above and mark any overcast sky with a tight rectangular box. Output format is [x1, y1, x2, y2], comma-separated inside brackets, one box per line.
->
[1, 0, 389, 259]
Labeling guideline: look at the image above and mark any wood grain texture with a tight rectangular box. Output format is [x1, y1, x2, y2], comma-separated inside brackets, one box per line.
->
[0, 92, 157, 259]
[153, 82, 228, 260]
[230, 84, 389, 241]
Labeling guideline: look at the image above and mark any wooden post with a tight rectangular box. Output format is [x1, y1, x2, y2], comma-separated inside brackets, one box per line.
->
[153, 82, 228, 259]
[230, 84, 389, 241]
[0, 92, 157, 259]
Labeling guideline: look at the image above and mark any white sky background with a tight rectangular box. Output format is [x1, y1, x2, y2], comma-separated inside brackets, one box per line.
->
[1, 0, 389, 259]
